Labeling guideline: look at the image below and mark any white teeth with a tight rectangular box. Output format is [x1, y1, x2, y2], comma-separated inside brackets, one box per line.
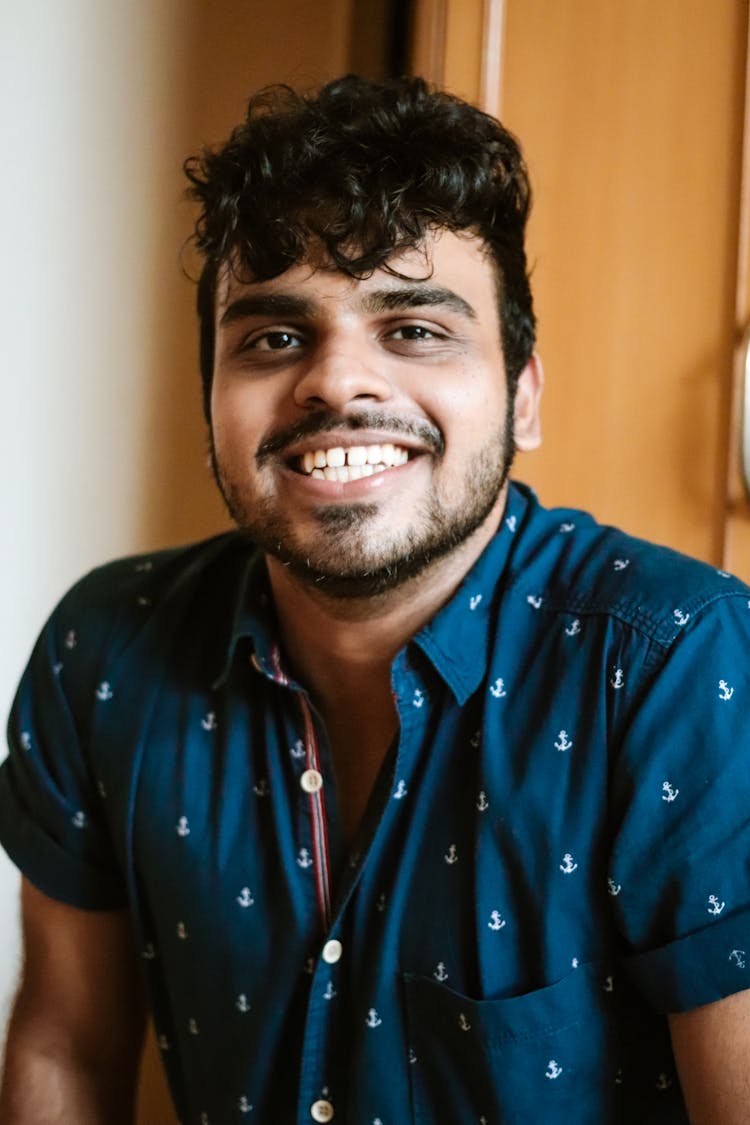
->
[347, 446, 367, 466]
[298, 443, 411, 477]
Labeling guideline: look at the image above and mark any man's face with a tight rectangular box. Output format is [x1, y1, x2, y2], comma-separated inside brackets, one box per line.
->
[210, 229, 541, 597]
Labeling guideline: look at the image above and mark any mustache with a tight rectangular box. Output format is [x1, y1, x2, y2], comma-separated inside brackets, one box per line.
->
[256, 411, 445, 464]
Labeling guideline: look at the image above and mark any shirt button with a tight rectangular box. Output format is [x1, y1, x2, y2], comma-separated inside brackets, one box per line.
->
[322, 939, 343, 964]
[310, 1099, 334, 1122]
[300, 769, 323, 793]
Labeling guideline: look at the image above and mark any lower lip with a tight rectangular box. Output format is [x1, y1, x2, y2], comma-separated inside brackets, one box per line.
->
[279, 458, 420, 500]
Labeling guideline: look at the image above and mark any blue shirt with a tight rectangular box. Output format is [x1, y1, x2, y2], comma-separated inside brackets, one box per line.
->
[3, 481, 750, 1125]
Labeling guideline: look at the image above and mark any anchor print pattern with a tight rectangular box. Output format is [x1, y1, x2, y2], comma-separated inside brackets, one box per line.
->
[559, 521, 575, 532]
[365, 1008, 382, 1028]
[527, 595, 543, 609]
[412, 689, 424, 709]
[323, 981, 337, 1000]
[661, 781, 679, 803]
[236, 994, 251, 1012]
[290, 739, 305, 759]
[554, 730, 572, 752]
[545, 1060, 563, 1079]
[253, 779, 269, 797]
[458, 1013, 471, 1032]
[505, 515, 517, 532]
[176, 816, 190, 837]
[176, 921, 188, 939]
[476, 791, 489, 811]
[238, 1096, 253, 1113]
[607, 878, 622, 897]
[673, 609, 690, 626]
[296, 848, 313, 868]
[610, 668, 624, 690]
[718, 680, 734, 701]
[20, 732, 31, 751]
[729, 950, 746, 968]
[488, 910, 506, 930]
[393, 780, 408, 800]
[96, 681, 113, 702]
[71, 811, 87, 829]
[613, 558, 630, 571]
[565, 618, 581, 637]
[201, 711, 217, 731]
[64, 629, 77, 650]
[236, 887, 255, 907]
[707, 895, 725, 915]
[433, 962, 448, 982]
[444, 844, 458, 865]
[469, 594, 482, 611]
[490, 678, 507, 699]
[560, 853, 578, 874]
[655, 1074, 672, 1091]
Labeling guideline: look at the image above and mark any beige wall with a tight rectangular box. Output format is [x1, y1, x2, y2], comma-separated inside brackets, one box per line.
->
[0, 0, 359, 1105]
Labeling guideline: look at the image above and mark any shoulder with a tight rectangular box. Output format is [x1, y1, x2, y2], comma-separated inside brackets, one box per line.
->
[508, 484, 750, 645]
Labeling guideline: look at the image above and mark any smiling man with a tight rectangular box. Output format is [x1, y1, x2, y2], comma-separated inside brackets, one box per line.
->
[2, 76, 750, 1125]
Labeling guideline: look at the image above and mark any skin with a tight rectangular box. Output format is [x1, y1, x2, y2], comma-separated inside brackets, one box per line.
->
[3, 227, 750, 1122]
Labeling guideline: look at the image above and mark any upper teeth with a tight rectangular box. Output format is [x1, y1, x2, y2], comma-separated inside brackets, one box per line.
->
[300, 444, 409, 476]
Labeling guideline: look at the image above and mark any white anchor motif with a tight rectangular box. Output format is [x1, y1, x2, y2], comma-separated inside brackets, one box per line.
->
[238, 1096, 253, 1113]
[53, 662, 63, 676]
[476, 791, 489, 812]
[97, 780, 106, 798]
[176, 921, 188, 939]
[614, 1069, 624, 1086]
[137, 595, 152, 608]
[200, 1113, 210, 1124]
[409, 1048, 417, 1064]
[393, 780, 408, 800]
[96, 681, 113, 702]
[488, 910, 506, 930]
[607, 877, 622, 897]
[554, 730, 572, 752]
[729, 949, 746, 969]
[613, 558, 630, 571]
[673, 609, 690, 626]
[290, 739, 305, 759]
[545, 1060, 563, 1080]
[708, 895, 725, 915]
[559, 522, 575, 533]
[433, 962, 448, 982]
[458, 1013, 471, 1032]
[716, 569, 731, 578]
[506, 515, 517, 532]
[20, 732, 31, 751]
[444, 844, 458, 865]
[253, 779, 269, 797]
[469, 594, 482, 611]
[527, 594, 543, 609]
[571, 957, 579, 969]
[560, 853, 578, 874]
[661, 781, 679, 803]
[373, 1119, 383, 1125]
[610, 668, 624, 690]
[366, 1008, 382, 1028]
[157, 1035, 170, 1051]
[413, 688, 424, 708]
[565, 618, 581, 636]
[655, 1074, 672, 1091]
[71, 811, 87, 829]
[490, 678, 507, 698]
[297, 848, 313, 868]
[376, 893, 387, 912]
[236, 993, 251, 1012]
[176, 816, 190, 837]
[64, 630, 77, 650]
[470, 729, 481, 748]
[236, 887, 255, 907]
[323, 981, 337, 1000]
[135, 560, 153, 572]
[719, 680, 734, 701]
[603, 976, 614, 993]
[142, 943, 156, 960]
[201, 711, 217, 731]
[188, 1018, 199, 1035]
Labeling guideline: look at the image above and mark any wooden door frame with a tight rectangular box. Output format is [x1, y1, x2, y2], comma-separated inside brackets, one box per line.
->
[408, 0, 505, 115]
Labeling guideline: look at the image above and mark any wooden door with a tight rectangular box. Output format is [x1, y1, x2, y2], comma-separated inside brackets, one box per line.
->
[410, 0, 750, 577]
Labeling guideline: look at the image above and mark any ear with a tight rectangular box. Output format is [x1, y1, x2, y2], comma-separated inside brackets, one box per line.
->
[513, 353, 543, 452]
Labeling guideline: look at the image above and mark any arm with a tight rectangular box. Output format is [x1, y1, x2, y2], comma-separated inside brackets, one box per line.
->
[0, 878, 146, 1124]
[669, 988, 750, 1123]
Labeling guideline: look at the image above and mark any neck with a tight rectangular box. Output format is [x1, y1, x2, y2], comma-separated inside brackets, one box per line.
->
[266, 491, 505, 706]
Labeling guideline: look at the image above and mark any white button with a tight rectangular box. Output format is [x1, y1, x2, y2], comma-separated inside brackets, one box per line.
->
[300, 769, 323, 793]
[322, 939, 343, 964]
[311, 1099, 334, 1122]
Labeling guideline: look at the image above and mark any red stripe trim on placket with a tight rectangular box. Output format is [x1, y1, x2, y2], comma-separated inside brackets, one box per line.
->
[299, 695, 332, 929]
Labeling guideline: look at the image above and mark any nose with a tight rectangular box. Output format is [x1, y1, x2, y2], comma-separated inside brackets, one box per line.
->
[293, 338, 392, 413]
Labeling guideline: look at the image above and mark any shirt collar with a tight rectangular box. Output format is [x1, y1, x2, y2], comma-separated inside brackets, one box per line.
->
[212, 481, 531, 695]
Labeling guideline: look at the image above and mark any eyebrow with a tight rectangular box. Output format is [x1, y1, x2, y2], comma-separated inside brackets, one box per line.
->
[219, 284, 478, 327]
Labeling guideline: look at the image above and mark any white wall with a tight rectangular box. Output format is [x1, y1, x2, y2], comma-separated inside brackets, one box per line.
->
[0, 0, 227, 1022]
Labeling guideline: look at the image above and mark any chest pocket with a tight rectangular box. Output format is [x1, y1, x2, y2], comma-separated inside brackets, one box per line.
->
[403, 964, 685, 1124]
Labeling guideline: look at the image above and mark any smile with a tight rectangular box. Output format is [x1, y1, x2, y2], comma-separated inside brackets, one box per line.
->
[294, 443, 411, 481]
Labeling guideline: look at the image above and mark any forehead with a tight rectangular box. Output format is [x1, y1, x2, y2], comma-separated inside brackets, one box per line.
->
[214, 229, 498, 320]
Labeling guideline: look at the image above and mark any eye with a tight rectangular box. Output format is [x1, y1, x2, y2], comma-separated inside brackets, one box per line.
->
[245, 330, 303, 352]
[388, 324, 440, 341]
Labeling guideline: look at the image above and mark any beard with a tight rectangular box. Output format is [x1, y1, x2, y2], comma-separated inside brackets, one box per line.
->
[211, 404, 515, 599]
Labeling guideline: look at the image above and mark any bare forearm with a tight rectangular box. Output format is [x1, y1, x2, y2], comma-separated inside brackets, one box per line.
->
[0, 1042, 137, 1125]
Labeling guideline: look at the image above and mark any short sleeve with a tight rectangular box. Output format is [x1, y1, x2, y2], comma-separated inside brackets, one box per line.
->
[0, 596, 128, 910]
[608, 592, 750, 1011]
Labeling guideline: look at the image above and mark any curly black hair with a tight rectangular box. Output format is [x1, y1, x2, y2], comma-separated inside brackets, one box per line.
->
[184, 74, 536, 420]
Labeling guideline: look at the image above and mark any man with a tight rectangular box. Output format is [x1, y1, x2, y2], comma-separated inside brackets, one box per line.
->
[1, 74, 749, 1125]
